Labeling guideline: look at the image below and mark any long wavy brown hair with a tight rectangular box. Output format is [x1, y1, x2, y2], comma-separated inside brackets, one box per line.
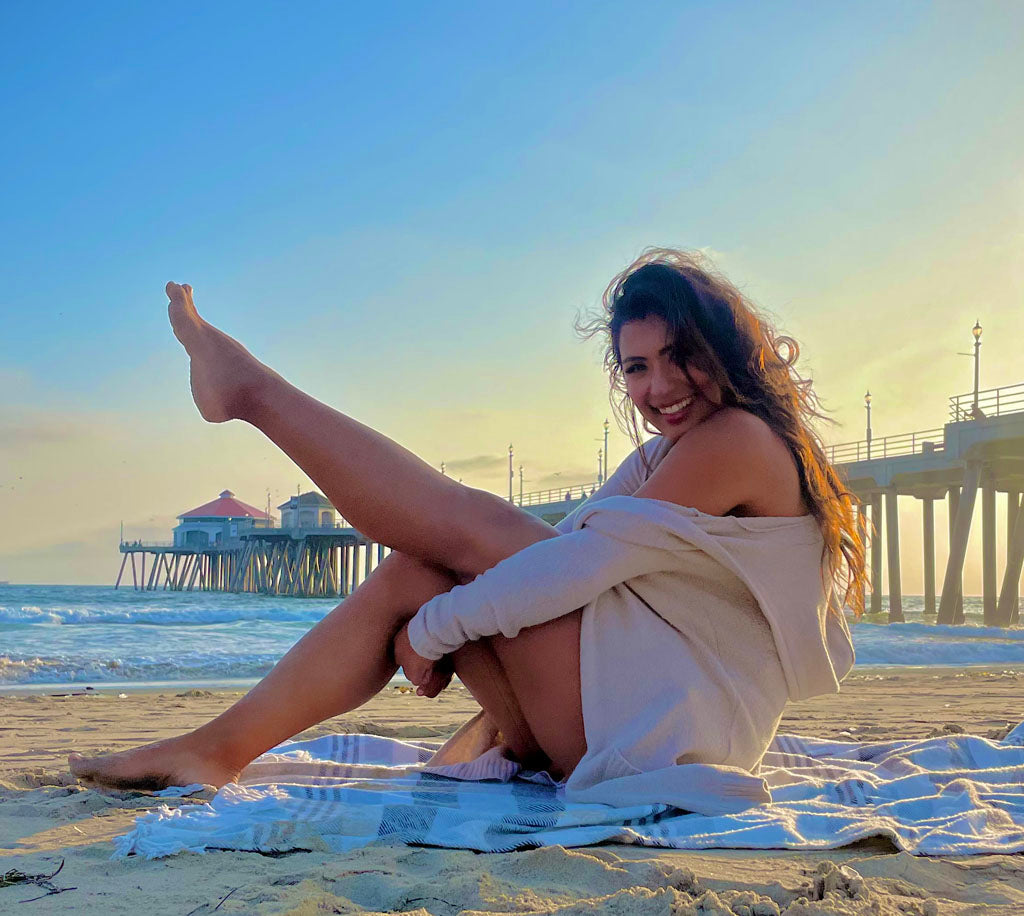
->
[580, 248, 866, 618]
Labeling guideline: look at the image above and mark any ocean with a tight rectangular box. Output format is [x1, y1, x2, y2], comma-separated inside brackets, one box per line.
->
[1, 585, 1023, 690]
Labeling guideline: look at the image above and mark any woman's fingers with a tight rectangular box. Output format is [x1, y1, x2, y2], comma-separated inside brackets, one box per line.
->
[416, 666, 453, 698]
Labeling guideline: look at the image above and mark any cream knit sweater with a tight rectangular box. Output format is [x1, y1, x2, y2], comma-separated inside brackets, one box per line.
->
[407, 438, 855, 815]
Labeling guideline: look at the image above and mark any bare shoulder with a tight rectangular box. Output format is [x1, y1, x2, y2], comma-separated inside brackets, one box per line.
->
[635, 408, 803, 517]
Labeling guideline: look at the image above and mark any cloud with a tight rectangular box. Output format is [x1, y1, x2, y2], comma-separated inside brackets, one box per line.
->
[697, 246, 727, 265]
[533, 466, 595, 488]
[0, 409, 120, 450]
[444, 454, 508, 473]
[0, 420, 79, 447]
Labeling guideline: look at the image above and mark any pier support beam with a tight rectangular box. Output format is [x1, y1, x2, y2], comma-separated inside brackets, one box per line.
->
[856, 503, 867, 613]
[945, 486, 964, 623]
[938, 461, 982, 624]
[982, 471, 998, 625]
[996, 491, 1024, 627]
[884, 486, 903, 622]
[922, 497, 936, 615]
[870, 493, 883, 614]
[1008, 493, 1021, 624]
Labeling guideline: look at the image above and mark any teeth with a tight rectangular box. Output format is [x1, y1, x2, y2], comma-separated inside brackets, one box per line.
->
[658, 396, 695, 415]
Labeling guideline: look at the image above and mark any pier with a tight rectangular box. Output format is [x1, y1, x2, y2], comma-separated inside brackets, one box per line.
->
[116, 527, 388, 599]
[115, 381, 1024, 621]
[827, 382, 1024, 626]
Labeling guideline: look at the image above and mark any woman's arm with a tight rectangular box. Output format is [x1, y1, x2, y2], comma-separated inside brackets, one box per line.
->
[406, 516, 689, 660]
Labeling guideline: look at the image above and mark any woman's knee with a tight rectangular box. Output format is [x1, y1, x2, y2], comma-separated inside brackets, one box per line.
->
[447, 487, 558, 577]
[369, 550, 458, 624]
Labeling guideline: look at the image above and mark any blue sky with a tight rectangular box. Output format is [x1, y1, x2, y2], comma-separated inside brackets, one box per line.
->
[1, 1, 1022, 584]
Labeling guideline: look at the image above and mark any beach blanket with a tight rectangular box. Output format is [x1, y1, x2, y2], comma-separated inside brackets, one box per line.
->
[114, 723, 1024, 859]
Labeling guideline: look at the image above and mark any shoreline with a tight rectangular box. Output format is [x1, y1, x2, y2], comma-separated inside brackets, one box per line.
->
[5, 662, 1024, 697]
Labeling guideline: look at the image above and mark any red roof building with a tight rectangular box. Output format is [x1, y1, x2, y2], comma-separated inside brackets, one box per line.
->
[173, 490, 274, 549]
[179, 490, 270, 520]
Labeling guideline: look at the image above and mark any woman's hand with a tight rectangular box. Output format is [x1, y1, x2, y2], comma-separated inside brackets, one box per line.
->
[393, 623, 453, 698]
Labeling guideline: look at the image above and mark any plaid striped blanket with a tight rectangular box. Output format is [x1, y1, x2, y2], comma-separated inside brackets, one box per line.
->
[114, 723, 1024, 859]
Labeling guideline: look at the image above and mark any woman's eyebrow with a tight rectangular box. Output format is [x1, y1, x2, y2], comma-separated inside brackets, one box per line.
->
[622, 355, 646, 364]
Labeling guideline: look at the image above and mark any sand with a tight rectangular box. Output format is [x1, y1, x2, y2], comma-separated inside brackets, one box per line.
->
[3, 669, 1024, 914]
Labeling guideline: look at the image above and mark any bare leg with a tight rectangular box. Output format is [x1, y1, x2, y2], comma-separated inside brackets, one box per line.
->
[70, 285, 586, 788]
[165, 282, 556, 577]
[70, 553, 547, 789]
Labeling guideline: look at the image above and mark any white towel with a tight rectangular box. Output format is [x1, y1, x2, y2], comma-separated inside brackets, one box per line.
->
[115, 722, 1024, 859]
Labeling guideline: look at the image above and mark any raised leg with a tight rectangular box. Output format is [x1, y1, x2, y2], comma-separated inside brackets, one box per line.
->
[70, 284, 587, 790]
[166, 282, 556, 578]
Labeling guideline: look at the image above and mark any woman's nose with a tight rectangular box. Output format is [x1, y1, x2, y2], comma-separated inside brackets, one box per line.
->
[649, 366, 673, 399]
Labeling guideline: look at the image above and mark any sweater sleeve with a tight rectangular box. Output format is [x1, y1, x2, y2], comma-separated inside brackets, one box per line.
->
[406, 520, 679, 660]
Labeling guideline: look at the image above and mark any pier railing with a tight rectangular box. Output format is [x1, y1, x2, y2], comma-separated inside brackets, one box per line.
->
[514, 482, 599, 507]
[826, 428, 945, 464]
[119, 539, 175, 550]
[949, 381, 1024, 422]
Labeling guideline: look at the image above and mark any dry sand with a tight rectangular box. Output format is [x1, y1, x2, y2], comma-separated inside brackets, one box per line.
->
[2, 668, 1024, 914]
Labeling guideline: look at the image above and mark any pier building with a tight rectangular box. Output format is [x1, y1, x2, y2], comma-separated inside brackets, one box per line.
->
[117, 489, 380, 599]
[173, 490, 274, 549]
[278, 492, 336, 529]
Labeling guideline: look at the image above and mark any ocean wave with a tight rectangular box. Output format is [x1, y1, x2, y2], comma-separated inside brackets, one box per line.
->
[0, 604, 329, 627]
[0, 652, 281, 685]
[852, 621, 1024, 666]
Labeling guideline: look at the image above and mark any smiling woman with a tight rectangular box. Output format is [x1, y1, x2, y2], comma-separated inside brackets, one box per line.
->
[70, 252, 863, 818]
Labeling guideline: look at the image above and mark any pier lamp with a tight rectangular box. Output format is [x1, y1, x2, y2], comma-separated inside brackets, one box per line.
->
[440, 461, 446, 476]
[519, 465, 524, 504]
[508, 444, 514, 503]
[972, 320, 982, 411]
[864, 391, 872, 460]
[598, 449, 604, 486]
[603, 419, 610, 483]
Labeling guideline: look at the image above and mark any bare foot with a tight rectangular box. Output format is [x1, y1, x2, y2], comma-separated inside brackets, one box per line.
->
[69, 734, 239, 792]
[166, 281, 272, 423]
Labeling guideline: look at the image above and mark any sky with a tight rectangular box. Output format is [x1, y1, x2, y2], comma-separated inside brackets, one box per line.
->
[1, 1, 1022, 588]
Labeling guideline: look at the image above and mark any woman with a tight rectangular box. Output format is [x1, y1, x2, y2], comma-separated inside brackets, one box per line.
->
[71, 249, 863, 811]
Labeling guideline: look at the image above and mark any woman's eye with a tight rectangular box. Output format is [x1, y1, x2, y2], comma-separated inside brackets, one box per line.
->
[624, 364, 644, 374]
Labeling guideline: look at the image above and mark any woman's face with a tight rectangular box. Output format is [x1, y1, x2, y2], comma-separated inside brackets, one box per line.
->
[619, 316, 722, 442]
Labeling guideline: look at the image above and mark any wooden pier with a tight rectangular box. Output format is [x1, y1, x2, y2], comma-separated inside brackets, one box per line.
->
[827, 382, 1024, 626]
[115, 528, 388, 598]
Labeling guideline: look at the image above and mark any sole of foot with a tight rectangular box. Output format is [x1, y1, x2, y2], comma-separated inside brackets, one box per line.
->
[165, 281, 267, 424]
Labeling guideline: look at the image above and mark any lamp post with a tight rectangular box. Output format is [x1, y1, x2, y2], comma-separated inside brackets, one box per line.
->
[518, 465, 523, 504]
[440, 461, 446, 476]
[598, 449, 604, 484]
[865, 391, 872, 460]
[508, 444, 514, 503]
[972, 320, 982, 411]
[603, 419, 610, 483]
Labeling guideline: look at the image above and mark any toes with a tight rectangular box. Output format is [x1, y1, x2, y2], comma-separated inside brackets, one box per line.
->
[166, 280, 181, 299]
[165, 282, 194, 307]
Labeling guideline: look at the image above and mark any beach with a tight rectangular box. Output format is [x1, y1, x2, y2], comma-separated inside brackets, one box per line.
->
[3, 668, 1024, 914]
